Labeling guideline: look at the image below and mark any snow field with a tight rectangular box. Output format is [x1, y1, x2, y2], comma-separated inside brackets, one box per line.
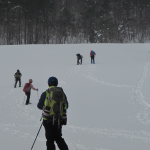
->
[0, 44, 150, 150]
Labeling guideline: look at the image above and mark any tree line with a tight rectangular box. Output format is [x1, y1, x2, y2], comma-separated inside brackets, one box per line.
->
[0, 0, 150, 44]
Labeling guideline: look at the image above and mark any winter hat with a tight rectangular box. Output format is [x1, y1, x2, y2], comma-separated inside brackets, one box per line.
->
[29, 79, 33, 83]
[48, 76, 58, 86]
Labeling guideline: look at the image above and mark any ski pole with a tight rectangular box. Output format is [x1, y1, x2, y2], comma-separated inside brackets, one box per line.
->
[37, 90, 39, 99]
[14, 77, 15, 88]
[20, 79, 22, 87]
[147, 51, 150, 61]
[31, 122, 43, 150]
[23, 95, 25, 105]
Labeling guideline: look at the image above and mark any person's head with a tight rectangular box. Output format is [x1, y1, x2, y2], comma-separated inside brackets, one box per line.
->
[29, 79, 33, 83]
[17, 69, 19, 72]
[48, 76, 58, 87]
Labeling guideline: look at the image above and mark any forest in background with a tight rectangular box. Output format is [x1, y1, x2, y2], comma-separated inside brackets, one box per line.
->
[0, 0, 150, 44]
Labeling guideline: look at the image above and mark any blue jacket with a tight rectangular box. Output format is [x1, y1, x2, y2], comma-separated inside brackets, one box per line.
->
[37, 90, 69, 110]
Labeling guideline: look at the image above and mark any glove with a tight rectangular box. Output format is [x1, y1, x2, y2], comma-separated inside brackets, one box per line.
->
[36, 88, 38, 91]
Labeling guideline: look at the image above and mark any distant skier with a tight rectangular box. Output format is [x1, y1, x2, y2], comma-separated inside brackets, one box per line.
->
[37, 76, 69, 150]
[23, 79, 38, 105]
[14, 69, 22, 88]
[90, 50, 96, 64]
[76, 53, 83, 65]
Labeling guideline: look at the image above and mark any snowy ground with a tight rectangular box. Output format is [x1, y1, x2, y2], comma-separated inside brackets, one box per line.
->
[0, 44, 150, 150]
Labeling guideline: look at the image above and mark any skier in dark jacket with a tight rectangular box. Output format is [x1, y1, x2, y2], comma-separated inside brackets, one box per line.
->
[76, 53, 83, 65]
[37, 76, 69, 150]
[14, 70, 22, 88]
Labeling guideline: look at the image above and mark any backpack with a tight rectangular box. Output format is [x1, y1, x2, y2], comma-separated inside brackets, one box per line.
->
[42, 87, 66, 125]
[91, 51, 95, 56]
[76, 53, 83, 59]
[15, 72, 20, 78]
[23, 83, 31, 92]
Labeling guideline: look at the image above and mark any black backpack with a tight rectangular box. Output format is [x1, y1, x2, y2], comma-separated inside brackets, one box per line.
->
[42, 87, 67, 125]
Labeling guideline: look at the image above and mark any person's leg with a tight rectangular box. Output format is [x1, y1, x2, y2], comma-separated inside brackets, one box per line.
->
[25, 92, 30, 105]
[93, 56, 95, 64]
[80, 58, 82, 64]
[91, 56, 94, 64]
[14, 79, 17, 88]
[54, 125, 69, 150]
[77, 58, 79, 65]
[14, 78, 18, 88]
[19, 79, 21, 87]
[91, 57, 92, 64]
[43, 120, 55, 150]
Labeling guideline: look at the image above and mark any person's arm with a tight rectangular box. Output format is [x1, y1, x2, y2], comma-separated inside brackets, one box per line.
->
[30, 83, 37, 90]
[64, 93, 69, 109]
[19, 73, 22, 77]
[37, 92, 46, 110]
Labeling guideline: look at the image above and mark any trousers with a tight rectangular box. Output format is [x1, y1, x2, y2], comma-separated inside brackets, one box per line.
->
[77, 58, 82, 65]
[43, 120, 69, 150]
[14, 78, 21, 87]
[91, 56, 95, 64]
[25, 92, 31, 105]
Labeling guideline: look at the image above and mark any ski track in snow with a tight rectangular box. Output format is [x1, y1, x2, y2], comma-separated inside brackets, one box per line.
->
[64, 124, 150, 143]
[0, 123, 45, 141]
[83, 65, 135, 88]
[59, 60, 150, 148]
[57, 62, 150, 144]
[81, 62, 150, 125]
[59, 65, 82, 86]
[131, 62, 150, 124]
[0, 122, 150, 149]
[1, 61, 150, 149]
[0, 123, 111, 150]
[68, 142, 110, 150]
[59, 64, 135, 88]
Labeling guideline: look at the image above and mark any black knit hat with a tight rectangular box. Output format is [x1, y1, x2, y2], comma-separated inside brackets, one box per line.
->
[48, 76, 58, 86]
